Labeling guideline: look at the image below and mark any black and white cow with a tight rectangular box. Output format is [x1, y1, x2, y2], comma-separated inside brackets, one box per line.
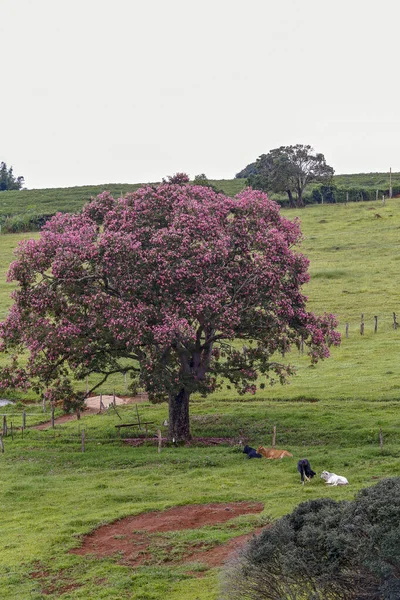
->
[297, 458, 316, 484]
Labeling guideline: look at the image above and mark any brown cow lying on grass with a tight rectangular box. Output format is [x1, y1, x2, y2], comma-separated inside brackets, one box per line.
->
[256, 446, 293, 459]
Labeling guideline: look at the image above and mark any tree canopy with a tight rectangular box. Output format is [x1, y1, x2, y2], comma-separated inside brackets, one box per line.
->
[246, 144, 334, 207]
[235, 162, 257, 179]
[192, 173, 223, 193]
[0, 182, 339, 441]
[0, 161, 25, 191]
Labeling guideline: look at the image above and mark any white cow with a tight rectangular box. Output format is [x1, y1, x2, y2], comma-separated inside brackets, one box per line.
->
[320, 470, 349, 486]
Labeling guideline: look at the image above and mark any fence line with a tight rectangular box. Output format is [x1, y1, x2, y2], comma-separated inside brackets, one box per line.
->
[337, 312, 400, 337]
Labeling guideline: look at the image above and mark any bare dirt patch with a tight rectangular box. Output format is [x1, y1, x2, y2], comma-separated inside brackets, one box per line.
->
[32, 393, 148, 430]
[84, 393, 148, 410]
[71, 502, 264, 569]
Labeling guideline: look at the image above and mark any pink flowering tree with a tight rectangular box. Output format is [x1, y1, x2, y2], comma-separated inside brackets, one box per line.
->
[0, 184, 340, 441]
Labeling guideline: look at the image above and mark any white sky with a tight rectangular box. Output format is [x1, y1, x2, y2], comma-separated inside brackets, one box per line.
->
[1, 0, 399, 189]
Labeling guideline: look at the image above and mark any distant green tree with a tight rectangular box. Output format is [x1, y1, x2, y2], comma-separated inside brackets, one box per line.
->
[247, 145, 334, 208]
[0, 162, 25, 191]
[193, 174, 223, 193]
[235, 162, 257, 179]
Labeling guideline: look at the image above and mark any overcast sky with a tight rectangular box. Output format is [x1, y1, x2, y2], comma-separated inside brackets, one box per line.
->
[1, 0, 399, 189]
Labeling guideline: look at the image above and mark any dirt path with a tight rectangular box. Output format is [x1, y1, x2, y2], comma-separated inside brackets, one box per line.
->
[71, 502, 265, 570]
[32, 394, 148, 430]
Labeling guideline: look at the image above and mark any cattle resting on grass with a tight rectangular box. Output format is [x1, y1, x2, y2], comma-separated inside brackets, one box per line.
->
[256, 446, 293, 459]
[320, 470, 349, 486]
[243, 445, 262, 459]
[297, 458, 316, 484]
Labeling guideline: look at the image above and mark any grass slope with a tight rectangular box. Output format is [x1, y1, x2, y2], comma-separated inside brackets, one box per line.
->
[0, 171, 396, 223]
[0, 197, 400, 598]
[0, 179, 246, 221]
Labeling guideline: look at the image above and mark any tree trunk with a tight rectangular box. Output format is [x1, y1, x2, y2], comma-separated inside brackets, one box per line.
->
[296, 184, 305, 208]
[286, 189, 295, 208]
[296, 191, 304, 207]
[168, 388, 191, 442]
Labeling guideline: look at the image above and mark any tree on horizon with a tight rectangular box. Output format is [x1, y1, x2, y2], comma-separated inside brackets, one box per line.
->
[0, 161, 25, 191]
[244, 145, 334, 207]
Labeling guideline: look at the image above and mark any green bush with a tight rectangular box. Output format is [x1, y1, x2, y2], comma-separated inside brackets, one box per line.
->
[221, 478, 400, 600]
[0, 212, 56, 233]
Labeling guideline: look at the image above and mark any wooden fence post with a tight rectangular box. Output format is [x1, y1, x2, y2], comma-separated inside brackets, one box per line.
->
[2, 415, 7, 436]
[239, 428, 244, 445]
[0, 434, 4, 453]
[136, 404, 142, 430]
[360, 314, 364, 336]
[22, 411, 26, 429]
[272, 425, 276, 448]
[81, 429, 85, 452]
[51, 404, 55, 428]
[393, 312, 398, 330]
[157, 429, 162, 453]
[374, 316, 378, 333]
[345, 322, 349, 338]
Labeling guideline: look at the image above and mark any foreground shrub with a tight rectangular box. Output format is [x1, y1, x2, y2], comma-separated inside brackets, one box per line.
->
[221, 478, 400, 600]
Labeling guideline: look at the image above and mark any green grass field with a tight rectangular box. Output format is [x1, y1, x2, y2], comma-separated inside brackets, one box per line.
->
[0, 171, 396, 226]
[0, 179, 246, 223]
[0, 196, 400, 599]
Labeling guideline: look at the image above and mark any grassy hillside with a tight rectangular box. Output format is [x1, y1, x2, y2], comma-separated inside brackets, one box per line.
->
[1, 196, 400, 599]
[2, 198, 399, 403]
[334, 171, 400, 188]
[0, 172, 397, 227]
[0, 183, 145, 221]
[0, 179, 246, 222]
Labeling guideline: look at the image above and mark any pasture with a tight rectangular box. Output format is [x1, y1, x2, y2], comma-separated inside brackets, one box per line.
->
[0, 198, 400, 599]
[0, 171, 397, 228]
[0, 179, 246, 225]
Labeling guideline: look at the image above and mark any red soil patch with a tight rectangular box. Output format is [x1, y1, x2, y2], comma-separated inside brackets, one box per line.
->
[184, 529, 264, 571]
[71, 502, 264, 569]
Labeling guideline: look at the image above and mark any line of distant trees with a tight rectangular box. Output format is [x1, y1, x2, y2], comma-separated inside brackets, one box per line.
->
[0, 162, 24, 191]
